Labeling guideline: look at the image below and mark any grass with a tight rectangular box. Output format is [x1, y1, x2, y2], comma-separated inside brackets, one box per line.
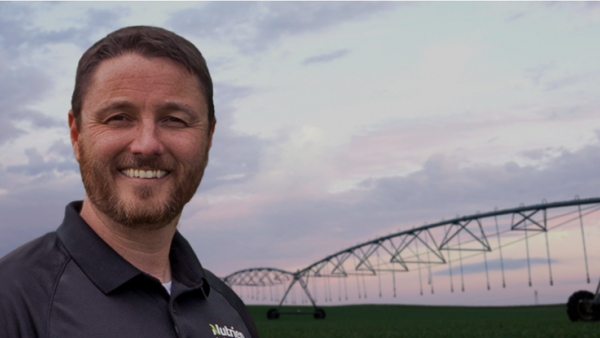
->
[247, 304, 600, 338]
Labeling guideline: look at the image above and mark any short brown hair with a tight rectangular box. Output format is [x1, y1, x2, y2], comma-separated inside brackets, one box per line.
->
[71, 26, 214, 126]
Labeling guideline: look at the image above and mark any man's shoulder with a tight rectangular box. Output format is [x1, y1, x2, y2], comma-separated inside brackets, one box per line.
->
[202, 268, 238, 302]
[0, 232, 71, 337]
[0, 231, 70, 290]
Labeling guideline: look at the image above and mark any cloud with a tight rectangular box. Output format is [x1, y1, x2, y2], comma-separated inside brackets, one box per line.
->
[7, 146, 78, 177]
[0, 173, 85, 258]
[48, 139, 75, 158]
[544, 71, 600, 91]
[0, 65, 51, 109]
[0, 3, 41, 55]
[45, 8, 129, 49]
[524, 63, 554, 85]
[505, 12, 526, 22]
[350, 144, 600, 224]
[0, 141, 83, 258]
[520, 149, 547, 161]
[0, 4, 129, 145]
[198, 83, 267, 192]
[183, 137, 600, 275]
[302, 49, 350, 66]
[542, 1, 600, 10]
[0, 3, 128, 56]
[433, 258, 559, 276]
[0, 63, 60, 145]
[167, 2, 398, 52]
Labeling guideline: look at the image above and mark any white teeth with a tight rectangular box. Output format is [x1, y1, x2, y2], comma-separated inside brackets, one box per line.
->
[121, 169, 168, 179]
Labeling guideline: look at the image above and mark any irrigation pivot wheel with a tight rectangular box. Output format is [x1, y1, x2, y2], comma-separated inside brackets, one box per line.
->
[267, 308, 280, 320]
[313, 308, 326, 319]
[567, 290, 599, 322]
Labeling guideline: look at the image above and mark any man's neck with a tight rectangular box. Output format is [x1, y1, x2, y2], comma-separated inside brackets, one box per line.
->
[79, 196, 178, 283]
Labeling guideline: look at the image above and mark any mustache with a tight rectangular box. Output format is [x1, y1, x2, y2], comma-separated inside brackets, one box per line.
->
[115, 155, 176, 171]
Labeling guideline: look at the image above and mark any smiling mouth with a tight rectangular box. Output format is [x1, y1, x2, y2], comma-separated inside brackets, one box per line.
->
[120, 169, 169, 179]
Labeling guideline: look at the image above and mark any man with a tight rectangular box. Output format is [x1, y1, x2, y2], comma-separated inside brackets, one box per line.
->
[0, 26, 258, 338]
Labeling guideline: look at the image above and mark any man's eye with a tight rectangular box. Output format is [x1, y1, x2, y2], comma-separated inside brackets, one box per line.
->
[107, 115, 128, 122]
[165, 117, 187, 126]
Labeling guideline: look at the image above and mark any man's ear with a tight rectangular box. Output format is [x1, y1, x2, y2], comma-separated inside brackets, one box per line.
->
[68, 110, 81, 162]
[207, 118, 216, 151]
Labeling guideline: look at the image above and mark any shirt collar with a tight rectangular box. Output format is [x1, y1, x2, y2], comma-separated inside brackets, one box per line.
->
[170, 230, 207, 292]
[57, 201, 209, 295]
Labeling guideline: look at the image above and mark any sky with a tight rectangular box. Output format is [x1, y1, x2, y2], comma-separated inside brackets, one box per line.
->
[1, 2, 600, 306]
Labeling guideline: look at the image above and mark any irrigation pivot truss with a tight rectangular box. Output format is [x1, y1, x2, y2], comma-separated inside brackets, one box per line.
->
[222, 197, 600, 319]
[223, 267, 294, 287]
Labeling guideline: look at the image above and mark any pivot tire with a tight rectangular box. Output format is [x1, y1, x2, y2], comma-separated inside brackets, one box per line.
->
[567, 290, 598, 322]
[313, 308, 326, 319]
[266, 308, 280, 320]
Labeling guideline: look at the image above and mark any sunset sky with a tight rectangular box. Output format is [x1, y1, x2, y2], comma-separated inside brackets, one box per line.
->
[1, 2, 600, 306]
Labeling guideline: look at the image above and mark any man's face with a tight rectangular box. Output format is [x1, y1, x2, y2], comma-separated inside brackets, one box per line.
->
[69, 53, 215, 229]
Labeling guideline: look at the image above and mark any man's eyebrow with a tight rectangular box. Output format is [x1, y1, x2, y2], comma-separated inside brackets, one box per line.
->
[157, 102, 201, 119]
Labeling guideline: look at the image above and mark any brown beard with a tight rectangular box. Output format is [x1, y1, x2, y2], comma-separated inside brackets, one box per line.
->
[78, 140, 208, 230]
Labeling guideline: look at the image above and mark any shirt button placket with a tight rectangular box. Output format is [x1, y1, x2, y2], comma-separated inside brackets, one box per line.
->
[171, 302, 180, 337]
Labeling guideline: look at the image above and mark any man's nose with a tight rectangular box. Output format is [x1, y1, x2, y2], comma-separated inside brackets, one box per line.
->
[129, 118, 164, 156]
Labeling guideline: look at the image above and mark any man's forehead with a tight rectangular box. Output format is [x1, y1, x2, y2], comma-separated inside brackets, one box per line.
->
[82, 53, 205, 111]
[92, 53, 198, 87]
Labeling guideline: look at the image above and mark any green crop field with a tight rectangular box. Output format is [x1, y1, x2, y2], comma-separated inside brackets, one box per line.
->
[247, 304, 599, 338]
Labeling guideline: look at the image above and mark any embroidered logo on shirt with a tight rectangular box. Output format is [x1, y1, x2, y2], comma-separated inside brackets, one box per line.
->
[209, 323, 245, 338]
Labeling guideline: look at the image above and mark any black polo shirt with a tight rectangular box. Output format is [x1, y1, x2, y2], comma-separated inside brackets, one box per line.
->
[0, 201, 258, 338]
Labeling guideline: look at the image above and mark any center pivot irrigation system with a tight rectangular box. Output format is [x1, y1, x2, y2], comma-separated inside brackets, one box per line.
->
[222, 197, 600, 321]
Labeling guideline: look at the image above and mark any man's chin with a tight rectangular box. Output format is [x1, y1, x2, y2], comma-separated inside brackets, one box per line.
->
[90, 195, 181, 231]
[120, 203, 180, 230]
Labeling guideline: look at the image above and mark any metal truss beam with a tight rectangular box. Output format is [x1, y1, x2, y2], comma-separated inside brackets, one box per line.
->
[439, 218, 491, 251]
[511, 209, 547, 231]
[223, 267, 294, 287]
